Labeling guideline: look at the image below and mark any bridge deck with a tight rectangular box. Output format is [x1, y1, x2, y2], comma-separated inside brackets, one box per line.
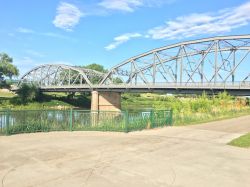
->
[31, 83, 250, 95]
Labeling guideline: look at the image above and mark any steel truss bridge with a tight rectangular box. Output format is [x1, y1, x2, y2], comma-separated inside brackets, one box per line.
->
[19, 35, 250, 95]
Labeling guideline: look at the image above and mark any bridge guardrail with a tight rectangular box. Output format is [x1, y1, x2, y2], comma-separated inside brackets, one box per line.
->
[39, 81, 250, 89]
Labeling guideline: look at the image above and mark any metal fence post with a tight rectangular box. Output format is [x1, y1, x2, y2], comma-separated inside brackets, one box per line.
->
[170, 109, 173, 126]
[6, 109, 10, 135]
[124, 111, 129, 133]
[150, 110, 154, 128]
[69, 108, 73, 131]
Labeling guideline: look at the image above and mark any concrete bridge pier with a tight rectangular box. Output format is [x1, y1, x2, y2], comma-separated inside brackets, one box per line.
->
[91, 91, 121, 111]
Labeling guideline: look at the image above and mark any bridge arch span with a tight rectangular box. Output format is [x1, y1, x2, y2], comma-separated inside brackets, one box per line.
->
[100, 35, 250, 86]
[17, 35, 250, 95]
[19, 64, 105, 88]
[17, 35, 250, 111]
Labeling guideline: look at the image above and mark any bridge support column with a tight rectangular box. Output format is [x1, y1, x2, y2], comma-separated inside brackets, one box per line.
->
[91, 91, 121, 111]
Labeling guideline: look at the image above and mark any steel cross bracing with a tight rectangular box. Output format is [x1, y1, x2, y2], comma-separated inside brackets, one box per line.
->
[18, 35, 250, 95]
[18, 64, 105, 87]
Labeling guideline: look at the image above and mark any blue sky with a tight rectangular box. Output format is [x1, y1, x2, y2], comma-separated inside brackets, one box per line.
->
[0, 0, 250, 76]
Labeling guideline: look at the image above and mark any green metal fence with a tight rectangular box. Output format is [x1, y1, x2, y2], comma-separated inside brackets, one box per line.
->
[0, 109, 172, 135]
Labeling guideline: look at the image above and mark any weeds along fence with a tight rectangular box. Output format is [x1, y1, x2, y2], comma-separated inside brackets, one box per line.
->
[0, 109, 172, 135]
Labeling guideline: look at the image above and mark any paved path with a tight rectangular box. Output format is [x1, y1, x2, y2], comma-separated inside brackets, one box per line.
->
[0, 116, 250, 187]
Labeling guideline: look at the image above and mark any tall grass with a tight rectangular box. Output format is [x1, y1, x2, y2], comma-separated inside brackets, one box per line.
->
[122, 92, 250, 126]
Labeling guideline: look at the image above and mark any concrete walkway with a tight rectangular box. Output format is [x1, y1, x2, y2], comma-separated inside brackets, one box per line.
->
[0, 116, 250, 187]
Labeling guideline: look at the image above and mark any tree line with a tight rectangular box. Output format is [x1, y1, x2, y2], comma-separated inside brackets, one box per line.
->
[0, 53, 19, 87]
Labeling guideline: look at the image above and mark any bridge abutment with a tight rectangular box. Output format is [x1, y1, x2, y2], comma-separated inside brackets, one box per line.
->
[91, 91, 121, 111]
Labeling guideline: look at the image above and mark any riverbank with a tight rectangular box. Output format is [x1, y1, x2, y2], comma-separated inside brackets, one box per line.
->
[1, 90, 250, 126]
[0, 90, 90, 110]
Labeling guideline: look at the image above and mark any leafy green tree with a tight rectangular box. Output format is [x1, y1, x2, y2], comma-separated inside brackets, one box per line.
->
[0, 53, 19, 81]
[82, 63, 107, 84]
[112, 77, 123, 84]
[84, 63, 107, 73]
[83, 63, 123, 84]
[16, 83, 40, 104]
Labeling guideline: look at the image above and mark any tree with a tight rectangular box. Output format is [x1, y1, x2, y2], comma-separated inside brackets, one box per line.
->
[16, 83, 40, 104]
[112, 77, 123, 84]
[82, 63, 108, 84]
[84, 63, 107, 73]
[0, 53, 19, 81]
[83, 63, 123, 84]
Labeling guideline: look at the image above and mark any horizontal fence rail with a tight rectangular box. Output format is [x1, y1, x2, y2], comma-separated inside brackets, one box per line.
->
[0, 109, 173, 135]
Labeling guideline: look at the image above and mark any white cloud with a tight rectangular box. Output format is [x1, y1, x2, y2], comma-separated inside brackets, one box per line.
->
[148, 2, 250, 40]
[99, 0, 143, 12]
[105, 33, 142, 50]
[98, 0, 172, 12]
[53, 2, 83, 31]
[104, 2, 250, 50]
[17, 27, 34, 34]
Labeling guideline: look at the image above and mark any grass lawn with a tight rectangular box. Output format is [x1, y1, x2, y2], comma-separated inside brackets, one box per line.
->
[228, 133, 250, 148]
[0, 99, 74, 110]
[0, 90, 15, 98]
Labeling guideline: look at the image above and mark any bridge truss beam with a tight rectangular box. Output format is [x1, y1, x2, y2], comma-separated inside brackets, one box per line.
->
[100, 35, 250, 89]
[17, 35, 250, 96]
[18, 64, 105, 87]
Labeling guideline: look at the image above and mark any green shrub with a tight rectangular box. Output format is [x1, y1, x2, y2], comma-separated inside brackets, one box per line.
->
[16, 83, 40, 104]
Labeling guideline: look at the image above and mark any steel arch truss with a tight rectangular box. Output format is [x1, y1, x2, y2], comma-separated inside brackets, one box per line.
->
[100, 35, 250, 87]
[19, 64, 105, 87]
